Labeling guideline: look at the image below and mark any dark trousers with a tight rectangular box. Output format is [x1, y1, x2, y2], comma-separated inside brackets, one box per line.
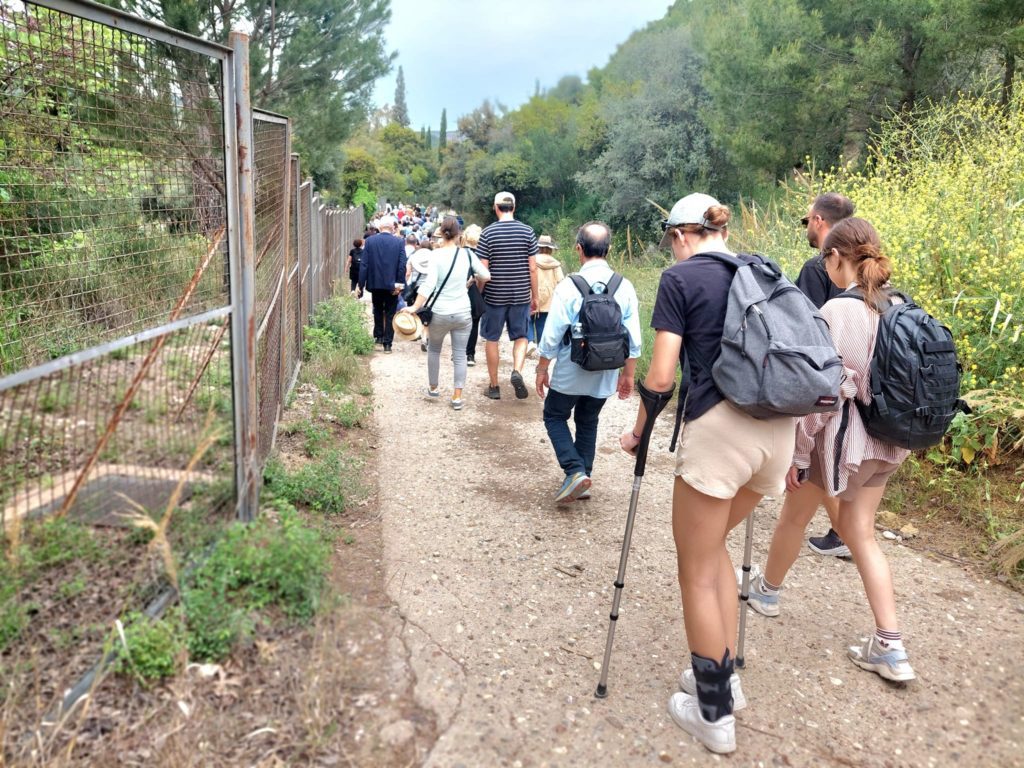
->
[542, 388, 607, 478]
[466, 316, 480, 359]
[371, 290, 399, 345]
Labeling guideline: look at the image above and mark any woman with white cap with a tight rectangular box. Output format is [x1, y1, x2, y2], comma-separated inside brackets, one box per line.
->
[401, 216, 490, 410]
[620, 193, 794, 755]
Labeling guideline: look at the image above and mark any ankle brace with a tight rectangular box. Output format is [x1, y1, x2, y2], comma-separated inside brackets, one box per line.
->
[691, 649, 735, 722]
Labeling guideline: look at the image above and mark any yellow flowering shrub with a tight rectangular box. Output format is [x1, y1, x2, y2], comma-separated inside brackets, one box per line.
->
[733, 93, 1024, 466]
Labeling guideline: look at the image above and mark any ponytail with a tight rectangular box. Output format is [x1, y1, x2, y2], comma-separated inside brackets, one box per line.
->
[822, 218, 891, 312]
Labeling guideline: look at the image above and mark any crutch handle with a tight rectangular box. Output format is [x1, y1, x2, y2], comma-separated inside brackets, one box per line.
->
[633, 381, 675, 476]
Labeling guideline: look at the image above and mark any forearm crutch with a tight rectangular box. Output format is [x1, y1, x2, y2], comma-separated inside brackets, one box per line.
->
[735, 506, 756, 668]
[595, 381, 675, 699]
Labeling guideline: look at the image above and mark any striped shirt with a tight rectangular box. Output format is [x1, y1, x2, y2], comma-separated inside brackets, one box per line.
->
[476, 219, 537, 305]
[794, 286, 909, 495]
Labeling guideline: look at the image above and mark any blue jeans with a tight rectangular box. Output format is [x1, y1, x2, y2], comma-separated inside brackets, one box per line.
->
[527, 312, 548, 343]
[543, 388, 607, 478]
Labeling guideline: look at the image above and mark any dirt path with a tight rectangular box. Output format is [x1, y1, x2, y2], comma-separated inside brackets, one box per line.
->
[369, 331, 1024, 767]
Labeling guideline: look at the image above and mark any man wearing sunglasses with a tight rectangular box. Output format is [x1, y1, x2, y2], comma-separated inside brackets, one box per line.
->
[794, 192, 855, 558]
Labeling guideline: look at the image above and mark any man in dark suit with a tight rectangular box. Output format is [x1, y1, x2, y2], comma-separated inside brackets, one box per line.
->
[358, 215, 407, 353]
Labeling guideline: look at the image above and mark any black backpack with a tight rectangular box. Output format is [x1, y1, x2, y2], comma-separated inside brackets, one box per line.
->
[564, 273, 630, 372]
[841, 288, 970, 449]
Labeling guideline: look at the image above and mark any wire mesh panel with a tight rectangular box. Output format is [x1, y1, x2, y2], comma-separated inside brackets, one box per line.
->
[282, 155, 300, 395]
[252, 116, 288, 328]
[255, 294, 281, 465]
[299, 182, 312, 325]
[251, 114, 288, 467]
[0, 0, 237, 515]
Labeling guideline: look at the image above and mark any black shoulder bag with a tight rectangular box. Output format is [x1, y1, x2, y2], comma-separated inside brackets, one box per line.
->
[417, 248, 459, 326]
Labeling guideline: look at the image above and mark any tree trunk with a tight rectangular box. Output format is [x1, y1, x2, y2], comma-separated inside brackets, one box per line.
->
[1001, 48, 1016, 108]
[898, 29, 924, 113]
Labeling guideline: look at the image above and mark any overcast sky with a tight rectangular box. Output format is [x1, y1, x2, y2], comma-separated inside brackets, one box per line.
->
[371, 0, 673, 130]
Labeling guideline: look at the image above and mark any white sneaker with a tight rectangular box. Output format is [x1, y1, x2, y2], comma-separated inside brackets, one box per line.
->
[678, 669, 746, 711]
[735, 564, 780, 617]
[667, 692, 736, 754]
[526, 341, 538, 359]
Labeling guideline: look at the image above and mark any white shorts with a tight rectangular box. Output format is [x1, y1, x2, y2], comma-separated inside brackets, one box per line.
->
[675, 400, 795, 499]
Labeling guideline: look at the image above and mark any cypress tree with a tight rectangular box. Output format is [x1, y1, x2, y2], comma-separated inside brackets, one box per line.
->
[393, 65, 410, 127]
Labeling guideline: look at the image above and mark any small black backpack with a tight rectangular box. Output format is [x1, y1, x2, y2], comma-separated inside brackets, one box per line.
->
[842, 288, 971, 449]
[564, 273, 630, 371]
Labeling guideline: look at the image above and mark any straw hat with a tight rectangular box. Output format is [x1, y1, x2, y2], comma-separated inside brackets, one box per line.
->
[392, 311, 423, 341]
[537, 234, 559, 251]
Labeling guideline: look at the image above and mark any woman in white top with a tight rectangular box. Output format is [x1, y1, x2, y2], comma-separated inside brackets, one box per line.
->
[401, 216, 490, 410]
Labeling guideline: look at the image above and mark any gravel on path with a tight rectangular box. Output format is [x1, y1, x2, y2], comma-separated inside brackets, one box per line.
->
[370, 330, 1024, 767]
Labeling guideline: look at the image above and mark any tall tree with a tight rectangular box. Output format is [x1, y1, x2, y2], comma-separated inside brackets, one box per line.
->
[438, 108, 447, 152]
[125, 0, 394, 189]
[393, 65, 410, 127]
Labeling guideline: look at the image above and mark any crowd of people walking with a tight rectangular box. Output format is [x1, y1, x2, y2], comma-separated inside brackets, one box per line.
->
[350, 189, 922, 756]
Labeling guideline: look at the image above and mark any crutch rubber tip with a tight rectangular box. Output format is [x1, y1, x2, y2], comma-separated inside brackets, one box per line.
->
[736, 656, 745, 669]
[595, 684, 608, 698]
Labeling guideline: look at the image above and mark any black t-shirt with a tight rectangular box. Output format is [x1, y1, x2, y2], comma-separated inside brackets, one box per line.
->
[650, 252, 735, 421]
[795, 252, 842, 309]
[348, 247, 363, 277]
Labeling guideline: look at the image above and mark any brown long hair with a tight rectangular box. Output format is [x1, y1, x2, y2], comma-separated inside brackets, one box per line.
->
[821, 217, 892, 311]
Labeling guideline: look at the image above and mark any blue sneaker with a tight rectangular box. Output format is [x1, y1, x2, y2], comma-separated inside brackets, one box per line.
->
[848, 635, 916, 682]
[555, 472, 590, 502]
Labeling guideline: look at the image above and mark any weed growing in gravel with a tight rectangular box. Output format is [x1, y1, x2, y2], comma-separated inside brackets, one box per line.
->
[331, 398, 367, 429]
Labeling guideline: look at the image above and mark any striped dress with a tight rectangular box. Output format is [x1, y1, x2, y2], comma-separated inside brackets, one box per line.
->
[793, 287, 910, 495]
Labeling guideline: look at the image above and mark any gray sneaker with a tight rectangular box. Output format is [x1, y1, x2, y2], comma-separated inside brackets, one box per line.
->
[848, 635, 916, 682]
[667, 692, 736, 754]
[485, 385, 500, 400]
[510, 370, 528, 399]
[735, 564, 780, 617]
[679, 669, 746, 711]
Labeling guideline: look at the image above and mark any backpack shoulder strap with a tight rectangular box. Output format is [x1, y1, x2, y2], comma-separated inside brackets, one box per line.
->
[568, 273, 591, 297]
[694, 251, 745, 270]
[606, 272, 624, 296]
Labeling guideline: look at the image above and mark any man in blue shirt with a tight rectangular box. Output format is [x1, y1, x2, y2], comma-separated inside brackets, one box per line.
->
[358, 216, 407, 353]
[534, 221, 642, 502]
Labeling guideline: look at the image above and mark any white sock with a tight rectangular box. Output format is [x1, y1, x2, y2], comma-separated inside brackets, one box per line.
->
[875, 627, 904, 651]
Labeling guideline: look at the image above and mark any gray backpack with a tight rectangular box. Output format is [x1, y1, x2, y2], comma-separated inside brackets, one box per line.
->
[710, 252, 843, 416]
[671, 253, 842, 447]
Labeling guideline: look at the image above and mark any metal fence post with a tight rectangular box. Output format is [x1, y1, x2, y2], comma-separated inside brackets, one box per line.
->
[229, 30, 259, 522]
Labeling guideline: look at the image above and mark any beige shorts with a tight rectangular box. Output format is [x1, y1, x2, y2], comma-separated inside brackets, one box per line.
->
[808, 456, 901, 502]
[675, 400, 795, 499]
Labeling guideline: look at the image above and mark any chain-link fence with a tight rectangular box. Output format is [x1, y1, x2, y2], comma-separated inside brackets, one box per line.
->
[1, 0, 363, 629]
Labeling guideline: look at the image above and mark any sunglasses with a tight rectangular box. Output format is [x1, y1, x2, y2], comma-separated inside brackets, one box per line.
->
[800, 216, 809, 227]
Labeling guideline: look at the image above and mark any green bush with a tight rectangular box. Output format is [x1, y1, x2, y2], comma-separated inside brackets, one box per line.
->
[112, 611, 186, 684]
[263, 449, 354, 515]
[308, 295, 374, 356]
[182, 510, 330, 661]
